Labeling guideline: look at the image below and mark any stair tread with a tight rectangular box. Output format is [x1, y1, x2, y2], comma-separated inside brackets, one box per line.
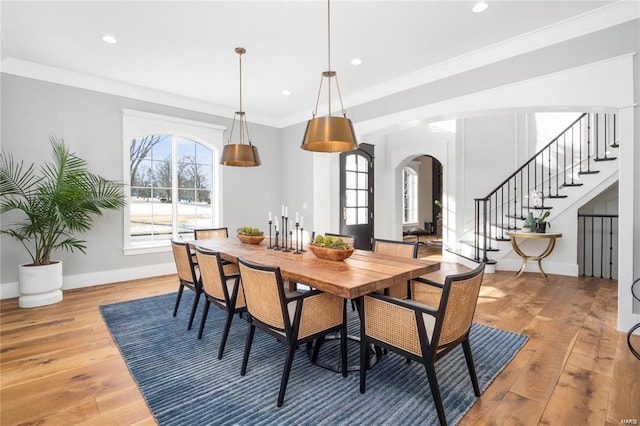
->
[562, 183, 584, 187]
[444, 248, 497, 265]
[578, 170, 600, 175]
[594, 157, 617, 162]
[459, 240, 500, 251]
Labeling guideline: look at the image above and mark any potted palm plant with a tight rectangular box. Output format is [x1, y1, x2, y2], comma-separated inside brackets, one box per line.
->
[0, 136, 126, 308]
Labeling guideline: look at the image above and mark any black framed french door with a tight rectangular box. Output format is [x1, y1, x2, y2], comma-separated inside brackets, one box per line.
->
[339, 143, 374, 250]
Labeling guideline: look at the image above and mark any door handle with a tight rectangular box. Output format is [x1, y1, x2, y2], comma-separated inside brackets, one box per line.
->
[343, 207, 347, 221]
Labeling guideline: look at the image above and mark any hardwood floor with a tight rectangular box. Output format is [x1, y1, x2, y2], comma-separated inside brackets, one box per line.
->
[1, 259, 639, 425]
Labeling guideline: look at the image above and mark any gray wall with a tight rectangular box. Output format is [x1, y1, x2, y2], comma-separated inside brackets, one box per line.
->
[2, 18, 639, 330]
[0, 74, 282, 284]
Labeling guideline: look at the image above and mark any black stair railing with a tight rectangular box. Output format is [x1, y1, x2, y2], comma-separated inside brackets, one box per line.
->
[474, 112, 618, 262]
[578, 213, 618, 279]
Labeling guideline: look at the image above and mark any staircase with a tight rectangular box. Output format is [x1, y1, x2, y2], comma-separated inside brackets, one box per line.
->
[462, 112, 619, 265]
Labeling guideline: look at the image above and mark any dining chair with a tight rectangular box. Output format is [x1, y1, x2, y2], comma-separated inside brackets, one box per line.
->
[373, 238, 418, 299]
[194, 247, 245, 358]
[194, 227, 238, 274]
[237, 257, 348, 407]
[359, 263, 486, 426]
[170, 239, 202, 330]
[194, 227, 229, 240]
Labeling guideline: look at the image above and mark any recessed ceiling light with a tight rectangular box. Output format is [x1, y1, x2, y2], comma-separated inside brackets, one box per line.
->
[102, 34, 118, 44]
[281, 90, 291, 96]
[351, 58, 362, 66]
[472, 1, 488, 13]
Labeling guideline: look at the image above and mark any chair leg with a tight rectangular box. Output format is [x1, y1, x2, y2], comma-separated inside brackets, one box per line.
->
[310, 337, 324, 363]
[277, 345, 296, 407]
[424, 363, 447, 426]
[173, 285, 184, 317]
[197, 299, 211, 339]
[187, 289, 202, 330]
[217, 310, 235, 360]
[241, 323, 255, 376]
[340, 324, 348, 377]
[462, 338, 481, 396]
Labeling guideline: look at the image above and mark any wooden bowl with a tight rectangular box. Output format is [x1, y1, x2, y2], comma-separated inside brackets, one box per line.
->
[308, 244, 355, 261]
[237, 233, 265, 245]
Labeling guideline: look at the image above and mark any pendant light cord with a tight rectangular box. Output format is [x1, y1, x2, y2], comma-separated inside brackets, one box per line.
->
[228, 48, 252, 146]
[311, 0, 348, 119]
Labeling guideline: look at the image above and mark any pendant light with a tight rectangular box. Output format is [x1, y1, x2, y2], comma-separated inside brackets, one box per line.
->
[220, 47, 261, 167]
[301, 0, 358, 153]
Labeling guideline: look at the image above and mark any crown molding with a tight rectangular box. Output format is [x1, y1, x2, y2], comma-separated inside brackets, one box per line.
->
[0, 58, 280, 127]
[278, 0, 640, 128]
[2, 1, 637, 130]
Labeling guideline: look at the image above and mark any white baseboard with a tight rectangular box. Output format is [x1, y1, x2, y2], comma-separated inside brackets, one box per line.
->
[496, 259, 579, 277]
[0, 262, 176, 300]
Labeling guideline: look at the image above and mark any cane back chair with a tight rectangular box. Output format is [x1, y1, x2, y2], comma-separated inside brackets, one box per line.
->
[237, 257, 348, 407]
[359, 263, 486, 425]
[194, 247, 246, 359]
[170, 239, 202, 330]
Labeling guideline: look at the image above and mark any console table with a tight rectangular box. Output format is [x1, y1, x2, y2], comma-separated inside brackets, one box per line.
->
[506, 231, 562, 281]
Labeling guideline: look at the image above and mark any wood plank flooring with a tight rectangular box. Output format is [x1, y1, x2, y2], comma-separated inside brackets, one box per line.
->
[1, 257, 639, 425]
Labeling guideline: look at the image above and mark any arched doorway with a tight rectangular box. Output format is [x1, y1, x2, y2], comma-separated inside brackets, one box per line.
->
[401, 155, 443, 260]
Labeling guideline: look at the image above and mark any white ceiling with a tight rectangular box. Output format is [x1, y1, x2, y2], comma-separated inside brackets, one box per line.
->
[1, 1, 619, 127]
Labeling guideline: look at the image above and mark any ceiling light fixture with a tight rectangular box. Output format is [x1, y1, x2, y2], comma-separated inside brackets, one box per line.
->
[220, 47, 261, 167]
[301, 0, 358, 153]
[472, 1, 489, 13]
[351, 58, 362, 66]
[102, 34, 118, 44]
[281, 90, 291, 96]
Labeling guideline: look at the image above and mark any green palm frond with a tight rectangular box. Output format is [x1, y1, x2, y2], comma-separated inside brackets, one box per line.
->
[0, 136, 126, 265]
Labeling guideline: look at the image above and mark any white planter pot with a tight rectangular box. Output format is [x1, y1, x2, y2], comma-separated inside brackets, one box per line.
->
[18, 261, 63, 308]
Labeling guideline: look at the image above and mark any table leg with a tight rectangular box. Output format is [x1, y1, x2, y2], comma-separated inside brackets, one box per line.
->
[510, 235, 557, 281]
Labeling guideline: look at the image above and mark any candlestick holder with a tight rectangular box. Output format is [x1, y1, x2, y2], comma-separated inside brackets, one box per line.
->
[282, 217, 292, 252]
[273, 230, 280, 250]
[289, 230, 294, 252]
[267, 220, 274, 249]
[300, 227, 307, 252]
[294, 222, 301, 254]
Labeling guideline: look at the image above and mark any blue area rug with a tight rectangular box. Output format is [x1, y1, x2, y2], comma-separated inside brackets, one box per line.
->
[100, 292, 527, 425]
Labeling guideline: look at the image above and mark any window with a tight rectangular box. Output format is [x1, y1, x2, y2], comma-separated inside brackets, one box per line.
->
[123, 110, 224, 254]
[344, 153, 369, 225]
[403, 167, 418, 224]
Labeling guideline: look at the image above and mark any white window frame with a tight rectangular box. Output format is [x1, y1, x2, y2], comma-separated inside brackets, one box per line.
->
[122, 109, 225, 255]
[403, 166, 418, 225]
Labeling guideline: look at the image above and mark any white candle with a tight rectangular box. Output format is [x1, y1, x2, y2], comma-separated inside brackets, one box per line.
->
[285, 206, 288, 218]
[275, 218, 278, 230]
[300, 216, 304, 228]
[295, 212, 299, 223]
[281, 204, 285, 216]
[268, 211, 272, 221]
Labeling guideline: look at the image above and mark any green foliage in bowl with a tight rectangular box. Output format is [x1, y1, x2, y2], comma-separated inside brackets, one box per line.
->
[312, 235, 349, 250]
[238, 227, 263, 236]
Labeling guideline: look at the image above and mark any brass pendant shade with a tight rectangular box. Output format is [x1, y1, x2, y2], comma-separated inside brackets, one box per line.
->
[220, 47, 261, 167]
[220, 143, 261, 167]
[301, 116, 357, 152]
[301, 0, 358, 153]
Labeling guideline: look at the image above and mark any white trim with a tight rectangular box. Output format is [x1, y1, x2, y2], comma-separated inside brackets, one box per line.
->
[0, 262, 176, 299]
[1, 1, 636, 129]
[122, 109, 226, 132]
[282, 1, 640, 127]
[356, 53, 636, 137]
[122, 110, 223, 253]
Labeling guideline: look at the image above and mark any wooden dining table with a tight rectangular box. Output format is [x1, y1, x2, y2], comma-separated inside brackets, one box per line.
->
[194, 238, 440, 299]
